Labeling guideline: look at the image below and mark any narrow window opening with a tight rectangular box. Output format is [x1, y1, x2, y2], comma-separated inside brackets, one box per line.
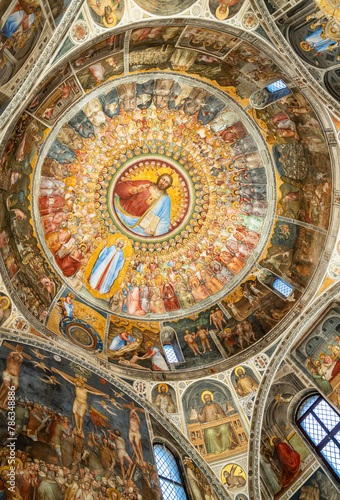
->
[297, 394, 340, 481]
[163, 344, 179, 364]
[154, 444, 188, 500]
[266, 80, 288, 92]
[272, 278, 294, 298]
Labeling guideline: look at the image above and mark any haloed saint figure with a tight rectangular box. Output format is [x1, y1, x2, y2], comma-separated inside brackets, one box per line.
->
[89, 239, 125, 294]
[113, 173, 173, 237]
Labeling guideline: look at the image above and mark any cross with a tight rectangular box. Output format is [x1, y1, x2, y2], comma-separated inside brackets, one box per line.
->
[123, 401, 144, 413]
[4, 342, 31, 360]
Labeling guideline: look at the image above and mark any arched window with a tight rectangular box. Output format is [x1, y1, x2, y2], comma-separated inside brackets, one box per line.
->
[272, 278, 294, 298]
[296, 394, 340, 481]
[266, 79, 288, 93]
[161, 327, 184, 364]
[163, 344, 180, 364]
[153, 443, 188, 500]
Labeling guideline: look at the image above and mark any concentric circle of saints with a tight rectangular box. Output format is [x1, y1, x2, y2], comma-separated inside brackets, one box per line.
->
[35, 76, 272, 318]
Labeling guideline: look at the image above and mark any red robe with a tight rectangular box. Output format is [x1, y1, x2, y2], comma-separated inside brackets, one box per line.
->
[55, 254, 81, 277]
[219, 121, 248, 143]
[330, 359, 340, 381]
[275, 442, 300, 487]
[39, 196, 65, 216]
[114, 180, 158, 216]
[162, 283, 180, 312]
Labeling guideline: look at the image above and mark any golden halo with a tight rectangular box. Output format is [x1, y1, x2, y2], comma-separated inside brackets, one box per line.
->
[0, 466, 11, 475]
[158, 383, 168, 393]
[108, 488, 121, 500]
[234, 366, 245, 375]
[270, 436, 277, 447]
[146, 341, 154, 348]
[313, 359, 320, 366]
[186, 462, 195, 470]
[216, 5, 229, 20]
[103, 14, 117, 28]
[0, 296, 10, 309]
[201, 390, 213, 403]
[300, 41, 311, 51]
[319, 352, 326, 359]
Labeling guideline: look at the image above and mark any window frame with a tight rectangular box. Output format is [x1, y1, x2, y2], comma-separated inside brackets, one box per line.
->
[296, 393, 340, 485]
[272, 277, 294, 298]
[163, 343, 180, 364]
[153, 441, 189, 500]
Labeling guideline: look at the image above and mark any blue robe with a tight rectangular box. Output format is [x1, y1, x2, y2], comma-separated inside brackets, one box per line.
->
[114, 194, 171, 236]
[1, 11, 35, 38]
[305, 28, 335, 52]
[64, 301, 73, 317]
[109, 333, 135, 351]
[89, 244, 124, 294]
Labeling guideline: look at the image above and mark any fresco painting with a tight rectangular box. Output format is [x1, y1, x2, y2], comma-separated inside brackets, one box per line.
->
[86, 0, 125, 29]
[288, 467, 339, 500]
[0, 0, 44, 88]
[35, 75, 272, 322]
[177, 27, 240, 59]
[209, 0, 246, 21]
[259, 220, 325, 288]
[26, 63, 73, 114]
[76, 52, 125, 92]
[151, 383, 178, 414]
[221, 463, 247, 491]
[291, 308, 340, 410]
[182, 380, 248, 462]
[107, 316, 167, 371]
[220, 268, 300, 358]
[0, 23, 332, 378]
[0, 340, 162, 499]
[0, 293, 12, 327]
[0, 6, 338, 500]
[150, 415, 220, 499]
[254, 92, 331, 230]
[260, 368, 311, 497]
[0, 114, 61, 323]
[127, 30, 288, 107]
[163, 306, 226, 370]
[35, 76, 82, 125]
[230, 365, 259, 398]
[184, 457, 219, 500]
[48, 0, 73, 25]
[72, 34, 124, 69]
[47, 289, 107, 355]
[129, 26, 183, 52]
[130, 0, 197, 16]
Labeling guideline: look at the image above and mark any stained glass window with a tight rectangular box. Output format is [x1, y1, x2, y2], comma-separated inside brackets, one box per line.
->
[297, 394, 340, 481]
[163, 344, 179, 364]
[266, 80, 288, 92]
[272, 278, 294, 298]
[154, 444, 188, 500]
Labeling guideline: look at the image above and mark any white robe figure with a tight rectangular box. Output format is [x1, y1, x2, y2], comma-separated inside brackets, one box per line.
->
[90, 243, 125, 294]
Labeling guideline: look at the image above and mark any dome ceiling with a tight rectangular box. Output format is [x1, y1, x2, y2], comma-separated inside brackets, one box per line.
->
[0, 5, 340, 500]
[0, 21, 335, 379]
[35, 74, 273, 320]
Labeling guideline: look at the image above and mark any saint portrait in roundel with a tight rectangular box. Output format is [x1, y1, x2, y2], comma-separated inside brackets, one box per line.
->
[84, 234, 133, 299]
[113, 173, 173, 237]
